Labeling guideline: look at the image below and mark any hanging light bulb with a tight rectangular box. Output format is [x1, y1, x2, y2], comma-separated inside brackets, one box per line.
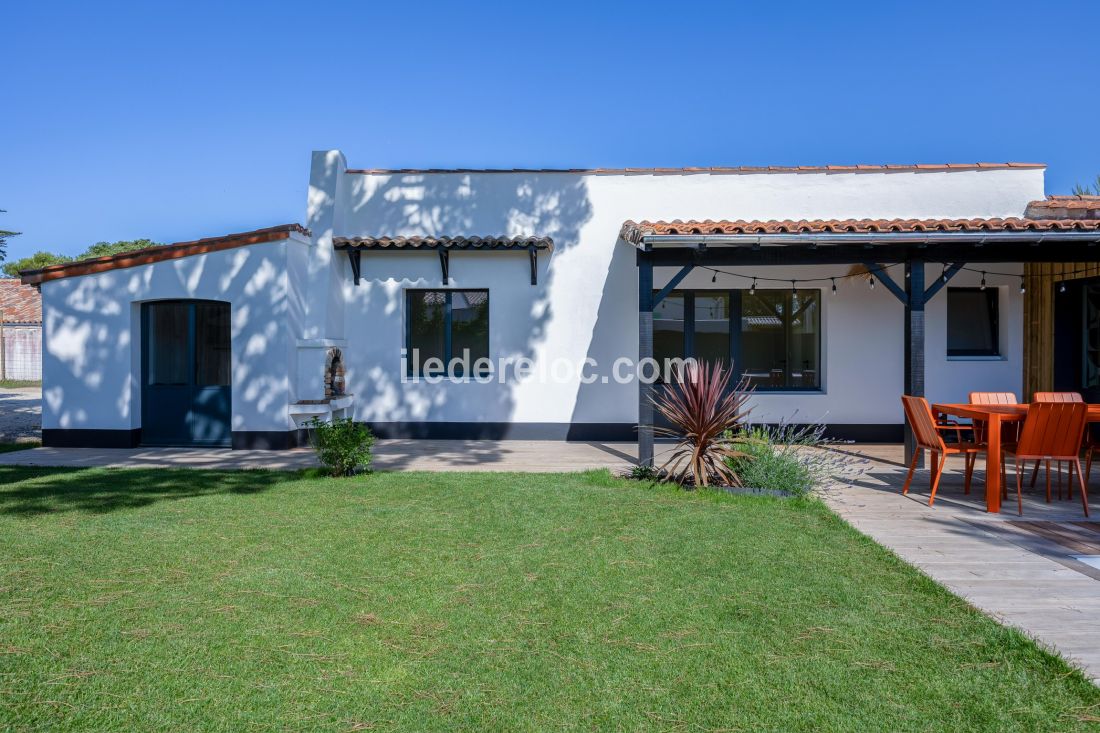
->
[791, 280, 797, 294]
[869, 273, 876, 290]
[942, 266, 948, 283]
[750, 278, 756, 295]
[1019, 276, 1026, 294]
[711, 270, 717, 283]
[831, 278, 837, 295]
[1060, 281, 1067, 293]
[980, 272, 987, 291]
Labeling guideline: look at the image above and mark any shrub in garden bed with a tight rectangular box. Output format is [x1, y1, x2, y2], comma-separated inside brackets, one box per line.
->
[725, 423, 841, 497]
[306, 417, 375, 477]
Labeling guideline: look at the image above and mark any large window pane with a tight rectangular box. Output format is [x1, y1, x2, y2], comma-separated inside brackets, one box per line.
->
[451, 290, 490, 372]
[947, 288, 998, 357]
[408, 291, 447, 373]
[654, 292, 685, 375]
[694, 293, 730, 367]
[741, 290, 820, 389]
[788, 291, 820, 389]
[406, 290, 490, 376]
[195, 302, 231, 386]
[148, 302, 189, 385]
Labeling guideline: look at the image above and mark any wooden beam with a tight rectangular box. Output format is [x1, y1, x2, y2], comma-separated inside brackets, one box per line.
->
[863, 262, 907, 305]
[647, 242, 1100, 267]
[923, 262, 965, 302]
[653, 265, 694, 306]
[638, 254, 655, 467]
[903, 259, 926, 463]
[348, 249, 362, 286]
[438, 249, 450, 284]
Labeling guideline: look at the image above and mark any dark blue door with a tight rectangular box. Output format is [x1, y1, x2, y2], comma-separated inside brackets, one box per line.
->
[142, 301, 231, 447]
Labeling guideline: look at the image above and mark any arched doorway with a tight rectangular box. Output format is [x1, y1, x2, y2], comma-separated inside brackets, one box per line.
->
[141, 300, 232, 446]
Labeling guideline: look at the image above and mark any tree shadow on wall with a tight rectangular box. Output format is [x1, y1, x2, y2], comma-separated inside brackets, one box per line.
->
[342, 172, 593, 439]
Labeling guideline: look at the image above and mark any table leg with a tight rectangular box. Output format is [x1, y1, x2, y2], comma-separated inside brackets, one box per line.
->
[986, 416, 1002, 513]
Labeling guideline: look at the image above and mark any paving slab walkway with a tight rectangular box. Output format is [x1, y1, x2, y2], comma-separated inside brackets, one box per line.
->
[822, 444, 1100, 682]
[0, 440, 639, 473]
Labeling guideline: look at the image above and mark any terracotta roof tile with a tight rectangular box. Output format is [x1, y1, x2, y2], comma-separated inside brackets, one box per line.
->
[333, 235, 553, 251]
[619, 217, 1100, 243]
[346, 162, 1045, 175]
[0, 279, 41, 323]
[21, 224, 310, 285]
[1025, 195, 1100, 217]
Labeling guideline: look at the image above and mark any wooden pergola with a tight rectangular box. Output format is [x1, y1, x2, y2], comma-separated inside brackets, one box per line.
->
[620, 218, 1100, 466]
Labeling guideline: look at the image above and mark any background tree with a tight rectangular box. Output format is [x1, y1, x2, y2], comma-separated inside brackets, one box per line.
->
[79, 238, 161, 260]
[2, 251, 73, 277]
[0, 209, 19, 266]
[1072, 176, 1100, 196]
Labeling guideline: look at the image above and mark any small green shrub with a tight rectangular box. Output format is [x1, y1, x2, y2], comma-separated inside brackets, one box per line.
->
[624, 463, 661, 482]
[724, 424, 843, 497]
[306, 417, 375, 477]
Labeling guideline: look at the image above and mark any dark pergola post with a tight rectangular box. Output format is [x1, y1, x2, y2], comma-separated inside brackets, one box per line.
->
[903, 258, 925, 463]
[638, 253, 655, 466]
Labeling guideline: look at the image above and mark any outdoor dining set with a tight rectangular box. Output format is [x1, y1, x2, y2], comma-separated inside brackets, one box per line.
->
[901, 393, 1097, 516]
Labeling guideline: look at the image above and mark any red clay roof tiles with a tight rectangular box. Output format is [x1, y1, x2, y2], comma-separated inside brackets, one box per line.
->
[20, 224, 310, 285]
[333, 235, 553, 250]
[0, 279, 42, 323]
[620, 217, 1100, 243]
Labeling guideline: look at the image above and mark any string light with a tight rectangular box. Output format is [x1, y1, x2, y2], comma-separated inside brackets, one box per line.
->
[685, 263, 1093, 298]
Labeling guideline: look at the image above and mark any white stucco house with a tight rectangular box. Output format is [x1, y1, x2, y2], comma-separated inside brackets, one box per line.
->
[21, 151, 1100, 458]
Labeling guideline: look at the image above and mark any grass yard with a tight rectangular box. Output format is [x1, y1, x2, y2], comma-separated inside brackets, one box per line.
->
[1, 467, 1098, 731]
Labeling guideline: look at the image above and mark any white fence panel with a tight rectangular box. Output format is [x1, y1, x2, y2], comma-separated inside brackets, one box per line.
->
[2, 326, 42, 381]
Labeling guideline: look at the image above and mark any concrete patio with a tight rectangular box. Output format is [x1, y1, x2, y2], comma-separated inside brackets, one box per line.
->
[0, 440, 639, 473]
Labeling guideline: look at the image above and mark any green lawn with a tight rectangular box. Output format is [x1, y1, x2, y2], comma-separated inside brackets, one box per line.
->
[1, 468, 1097, 731]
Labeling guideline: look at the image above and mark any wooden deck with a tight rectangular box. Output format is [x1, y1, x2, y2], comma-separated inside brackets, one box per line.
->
[824, 443, 1100, 682]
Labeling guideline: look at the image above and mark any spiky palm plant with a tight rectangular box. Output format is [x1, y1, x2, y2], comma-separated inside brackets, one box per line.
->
[651, 361, 753, 487]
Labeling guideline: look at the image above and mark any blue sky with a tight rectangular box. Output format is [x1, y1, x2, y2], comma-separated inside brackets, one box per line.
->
[3, 0, 1098, 258]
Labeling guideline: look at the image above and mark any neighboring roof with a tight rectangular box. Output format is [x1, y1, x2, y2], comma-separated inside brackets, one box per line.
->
[333, 235, 553, 251]
[346, 162, 1044, 175]
[1026, 195, 1100, 218]
[20, 224, 310, 285]
[1028, 195, 1100, 210]
[620, 217, 1100, 243]
[0, 279, 41, 323]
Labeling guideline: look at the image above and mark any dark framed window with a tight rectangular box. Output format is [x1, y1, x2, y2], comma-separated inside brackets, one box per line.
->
[406, 290, 489, 376]
[653, 288, 821, 390]
[947, 287, 999, 357]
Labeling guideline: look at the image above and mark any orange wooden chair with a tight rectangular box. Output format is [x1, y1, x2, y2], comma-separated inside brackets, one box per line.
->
[901, 395, 984, 506]
[1003, 402, 1090, 516]
[969, 391, 1021, 441]
[1031, 392, 1090, 497]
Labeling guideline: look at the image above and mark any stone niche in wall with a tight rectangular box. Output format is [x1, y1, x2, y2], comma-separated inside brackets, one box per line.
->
[290, 339, 353, 426]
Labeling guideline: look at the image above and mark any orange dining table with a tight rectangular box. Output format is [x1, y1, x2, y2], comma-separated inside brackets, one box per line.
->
[931, 403, 1100, 513]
